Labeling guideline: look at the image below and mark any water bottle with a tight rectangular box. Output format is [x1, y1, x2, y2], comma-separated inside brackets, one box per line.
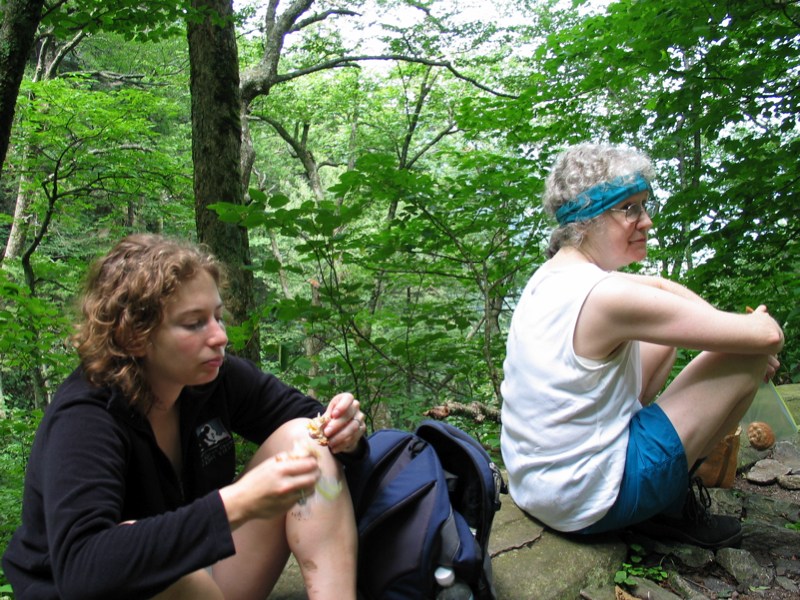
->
[434, 566, 474, 600]
[436, 580, 474, 600]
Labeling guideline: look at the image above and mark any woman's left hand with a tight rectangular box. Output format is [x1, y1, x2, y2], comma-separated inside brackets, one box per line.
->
[322, 392, 366, 454]
[764, 353, 781, 383]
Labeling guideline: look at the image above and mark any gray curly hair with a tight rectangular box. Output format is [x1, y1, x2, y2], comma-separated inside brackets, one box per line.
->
[543, 143, 654, 257]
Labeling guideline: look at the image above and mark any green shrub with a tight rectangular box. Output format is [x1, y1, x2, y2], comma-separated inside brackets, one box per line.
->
[0, 408, 42, 597]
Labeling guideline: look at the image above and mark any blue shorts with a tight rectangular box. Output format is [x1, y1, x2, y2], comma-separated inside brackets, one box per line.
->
[578, 403, 689, 535]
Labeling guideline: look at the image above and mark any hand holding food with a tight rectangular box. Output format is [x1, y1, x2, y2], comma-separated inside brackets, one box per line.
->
[312, 393, 366, 454]
[220, 445, 320, 527]
[307, 413, 331, 446]
[278, 438, 343, 503]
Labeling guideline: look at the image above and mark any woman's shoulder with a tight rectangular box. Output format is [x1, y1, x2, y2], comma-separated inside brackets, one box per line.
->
[534, 259, 606, 281]
[51, 367, 114, 410]
[528, 261, 609, 297]
[587, 271, 673, 309]
[31, 369, 135, 462]
[48, 367, 148, 433]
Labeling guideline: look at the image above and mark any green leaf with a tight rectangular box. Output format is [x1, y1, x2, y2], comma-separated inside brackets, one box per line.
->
[268, 194, 291, 208]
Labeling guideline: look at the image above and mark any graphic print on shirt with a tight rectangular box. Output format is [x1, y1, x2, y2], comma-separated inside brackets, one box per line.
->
[196, 418, 234, 467]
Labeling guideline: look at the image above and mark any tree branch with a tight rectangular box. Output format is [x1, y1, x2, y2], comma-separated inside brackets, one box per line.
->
[242, 53, 517, 103]
[276, 54, 518, 99]
[43, 29, 87, 80]
[289, 8, 360, 33]
[424, 400, 501, 424]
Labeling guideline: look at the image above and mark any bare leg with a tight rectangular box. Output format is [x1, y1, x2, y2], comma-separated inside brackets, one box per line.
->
[657, 351, 767, 467]
[149, 569, 224, 600]
[212, 513, 291, 600]
[212, 419, 357, 600]
[287, 442, 357, 600]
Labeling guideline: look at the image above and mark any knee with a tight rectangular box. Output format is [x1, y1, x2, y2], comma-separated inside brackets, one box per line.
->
[716, 353, 769, 409]
[739, 353, 769, 388]
[710, 351, 768, 389]
[259, 418, 313, 452]
[255, 419, 341, 473]
[273, 418, 314, 444]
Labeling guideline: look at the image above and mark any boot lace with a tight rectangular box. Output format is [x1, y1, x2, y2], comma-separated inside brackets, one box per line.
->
[684, 476, 713, 525]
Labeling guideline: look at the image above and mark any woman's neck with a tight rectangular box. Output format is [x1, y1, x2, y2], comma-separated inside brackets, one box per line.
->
[551, 246, 596, 267]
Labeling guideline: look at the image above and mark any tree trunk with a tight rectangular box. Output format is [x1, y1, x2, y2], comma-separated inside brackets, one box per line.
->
[20, 177, 58, 408]
[0, 0, 45, 177]
[4, 172, 32, 259]
[187, 0, 259, 362]
[3, 22, 87, 263]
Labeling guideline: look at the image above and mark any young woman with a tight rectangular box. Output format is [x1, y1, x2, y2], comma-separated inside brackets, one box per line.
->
[500, 144, 784, 548]
[3, 234, 367, 599]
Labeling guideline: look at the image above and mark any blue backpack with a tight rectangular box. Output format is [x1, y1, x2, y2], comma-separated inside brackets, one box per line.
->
[344, 420, 507, 600]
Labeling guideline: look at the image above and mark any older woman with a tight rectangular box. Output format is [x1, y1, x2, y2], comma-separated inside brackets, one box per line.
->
[500, 144, 784, 548]
[3, 234, 366, 600]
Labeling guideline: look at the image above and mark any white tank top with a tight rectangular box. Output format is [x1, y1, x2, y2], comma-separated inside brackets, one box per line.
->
[500, 262, 642, 531]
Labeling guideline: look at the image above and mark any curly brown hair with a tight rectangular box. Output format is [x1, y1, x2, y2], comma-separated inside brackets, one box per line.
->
[72, 234, 224, 413]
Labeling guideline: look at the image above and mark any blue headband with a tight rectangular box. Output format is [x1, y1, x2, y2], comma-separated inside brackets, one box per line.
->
[555, 172, 651, 225]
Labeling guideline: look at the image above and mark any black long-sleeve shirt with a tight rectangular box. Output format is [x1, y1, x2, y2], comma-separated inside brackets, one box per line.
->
[3, 356, 325, 600]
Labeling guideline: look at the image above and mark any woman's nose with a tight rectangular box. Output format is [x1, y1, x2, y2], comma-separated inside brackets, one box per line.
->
[208, 318, 228, 347]
[637, 209, 653, 229]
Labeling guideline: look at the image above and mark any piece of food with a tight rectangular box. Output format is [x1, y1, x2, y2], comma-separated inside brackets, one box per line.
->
[747, 421, 775, 450]
[275, 440, 320, 462]
[307, 413, 331, 446]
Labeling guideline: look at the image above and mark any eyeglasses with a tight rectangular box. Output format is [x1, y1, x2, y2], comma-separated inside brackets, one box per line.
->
[608, 202, 649, 223]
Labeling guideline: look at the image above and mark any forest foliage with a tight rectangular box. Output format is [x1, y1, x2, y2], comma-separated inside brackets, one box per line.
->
[0, 0, 798, 590]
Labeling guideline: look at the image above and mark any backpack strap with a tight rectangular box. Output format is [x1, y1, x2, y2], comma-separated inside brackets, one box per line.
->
[346, 429, 424, 515]
[437, 506, 461, 565]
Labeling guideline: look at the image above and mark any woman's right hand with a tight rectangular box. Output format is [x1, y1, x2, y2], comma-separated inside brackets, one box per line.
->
[219, 453, 320, 529]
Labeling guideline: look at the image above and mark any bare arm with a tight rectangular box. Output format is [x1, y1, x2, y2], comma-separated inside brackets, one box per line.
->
[616, 272, 713, 307]
[575, 273, 784, 360]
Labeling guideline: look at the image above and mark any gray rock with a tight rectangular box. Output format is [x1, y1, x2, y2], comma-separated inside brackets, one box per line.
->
[708, 487, 743, 517]
[491, 527, 626, 600]
[628, 576, 683, 599]
[665, 544, 715, 569]
[771, 440, 800, 472]
[778, 473, 800, 490]
[741, 522, 800, 556]
[578, 584, 617, 600]
[776, 575, 799, 593]
[746, 458, 791, 484]
[488, 496, 543, 556]
[774, 557, 800, 578]
[738, 443, 770, 471]
[667, 572, 713, 600]
[715, 547, 774, 589]
[741, 492, 800, 527]
[695, 574, 736, 598]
